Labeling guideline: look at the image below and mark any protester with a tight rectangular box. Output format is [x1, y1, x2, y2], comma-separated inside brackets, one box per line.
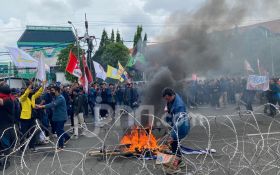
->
[162, 87, 190, 170]
[72, 88, 88, 139]
[88, 83, 97, 119]
[19, 81, 45, 152]
[123, 82, 139, 109]
[37, 86, 70, 150]
[0, 84, 16, 170]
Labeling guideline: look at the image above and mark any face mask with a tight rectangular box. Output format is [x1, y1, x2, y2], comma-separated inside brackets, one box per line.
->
[50, 92, 55, 96]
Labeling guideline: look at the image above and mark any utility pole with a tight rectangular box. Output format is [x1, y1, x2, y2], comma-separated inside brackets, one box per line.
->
[84, 13, 95, 74]
[68, 14, 95, 77]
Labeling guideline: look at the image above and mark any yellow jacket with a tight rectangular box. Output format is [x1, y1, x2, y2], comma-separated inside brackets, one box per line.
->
[19, 87, 43, 120]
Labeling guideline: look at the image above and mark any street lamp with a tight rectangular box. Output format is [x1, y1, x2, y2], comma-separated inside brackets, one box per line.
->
[68, 21, 83, 76]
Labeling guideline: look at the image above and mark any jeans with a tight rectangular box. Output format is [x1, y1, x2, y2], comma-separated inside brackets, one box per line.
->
[171, 117, 190, 156]
[53, 121, 70, 148]
[41, 112, 50, 137]
[88, 101, 95, 118]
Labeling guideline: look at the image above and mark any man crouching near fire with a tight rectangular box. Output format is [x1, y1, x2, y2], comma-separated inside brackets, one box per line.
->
[162, 88, 190, 162]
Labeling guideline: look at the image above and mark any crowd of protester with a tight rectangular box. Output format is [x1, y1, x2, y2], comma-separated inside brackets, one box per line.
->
[0, 76, 280, 170]
[185, 77, 280, 115]
[0, 80, 140, 170]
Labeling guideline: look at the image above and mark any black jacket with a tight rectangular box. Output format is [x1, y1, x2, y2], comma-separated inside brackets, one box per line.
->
[73, 94, 86, 115]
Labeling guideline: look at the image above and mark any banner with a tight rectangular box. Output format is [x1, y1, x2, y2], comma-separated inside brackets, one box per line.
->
[246, 75, 269, 91]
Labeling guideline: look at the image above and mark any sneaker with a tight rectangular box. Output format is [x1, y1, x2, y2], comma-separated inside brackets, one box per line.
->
[42, 140, 49, 144]
[71, 135, 79, 139]
[64, 137, 71, 145]
[69, 128, 74, 134]
[45, 136, 50, 141]
[56, 147, 64, 152]
[80, 131, 86, 136]
[30, 148, 38, 153]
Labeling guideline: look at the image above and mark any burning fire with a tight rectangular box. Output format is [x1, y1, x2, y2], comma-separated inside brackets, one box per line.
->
[120, 126, 160, 153]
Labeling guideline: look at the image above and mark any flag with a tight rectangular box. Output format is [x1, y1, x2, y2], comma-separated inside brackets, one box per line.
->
[127, 55, 136, 67]
[244, 59, 254, 73]
[257, 59, 261, 75]
[6, 47, 38, 68]
[36, 53, 46, 81]
[80, 75, 88, 93]
[126, 52, 146, 69]
[257, 59, 268, 76]
[93, 61, 107, 81]
[107, 65, 124, 82]
[82, 53, 93, 83]
[118, 61, 128, 80]
[66, 50, 82, 78]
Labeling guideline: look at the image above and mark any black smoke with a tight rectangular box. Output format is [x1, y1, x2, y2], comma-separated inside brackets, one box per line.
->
[141, 0, 261, 115]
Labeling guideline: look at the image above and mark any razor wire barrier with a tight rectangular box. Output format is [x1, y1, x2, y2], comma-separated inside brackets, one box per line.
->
[1, 104, 280, 174]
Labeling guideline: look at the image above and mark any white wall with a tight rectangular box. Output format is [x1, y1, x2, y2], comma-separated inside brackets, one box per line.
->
[55, 72, 70, 85]
[6, 79, 24, 89]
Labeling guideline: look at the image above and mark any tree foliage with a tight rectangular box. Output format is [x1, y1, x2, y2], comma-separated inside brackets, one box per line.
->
[56, 44, 80, 82]
[93, 29, 129, 69]
[133, 25, 143, 48]
[110, 29, 115, 42]
[116, 30, 121, 43]
[99, 29, 109, 49]
[93, 42, 129, 68]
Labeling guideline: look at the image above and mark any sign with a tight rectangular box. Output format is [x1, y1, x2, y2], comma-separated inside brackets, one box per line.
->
[246, 75, 269, 91]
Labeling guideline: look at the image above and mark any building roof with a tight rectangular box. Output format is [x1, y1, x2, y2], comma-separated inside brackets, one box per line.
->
[18, 25, 76, 44]
[238, 19, 280, 34]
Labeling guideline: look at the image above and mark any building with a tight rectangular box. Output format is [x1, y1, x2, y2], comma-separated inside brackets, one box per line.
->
[16, 25, 76, 81]
[18, 25, 75, 66]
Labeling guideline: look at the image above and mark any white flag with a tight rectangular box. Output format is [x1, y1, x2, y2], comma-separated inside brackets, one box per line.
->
[6, 47, 38, 68]
[93, 61, 107, 80]
[244, 59, 254, 73]
[36, 53, 46, 81]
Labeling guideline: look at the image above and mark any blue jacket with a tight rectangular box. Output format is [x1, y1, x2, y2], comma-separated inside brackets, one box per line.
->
[45, 95, 68, 122]
[169, 94, 187, 116]
[88, 88, 96, 103]
[124, 87, 139, 107]
[167, 94, 190, 140]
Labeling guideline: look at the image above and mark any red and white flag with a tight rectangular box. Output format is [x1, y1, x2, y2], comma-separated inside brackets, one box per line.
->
[66, 50, 82, 78]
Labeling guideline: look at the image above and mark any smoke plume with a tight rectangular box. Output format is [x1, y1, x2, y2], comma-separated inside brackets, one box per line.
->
[142, 0, 267, 115]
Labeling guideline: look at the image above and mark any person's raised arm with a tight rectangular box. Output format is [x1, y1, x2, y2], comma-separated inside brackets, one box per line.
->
[19, 81, 33, 102]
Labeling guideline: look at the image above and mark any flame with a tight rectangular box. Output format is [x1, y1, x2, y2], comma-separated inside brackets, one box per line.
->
[120, 126, 159, 153]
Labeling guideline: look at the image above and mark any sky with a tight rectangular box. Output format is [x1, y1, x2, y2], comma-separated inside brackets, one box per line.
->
[0, 0, 280, 50]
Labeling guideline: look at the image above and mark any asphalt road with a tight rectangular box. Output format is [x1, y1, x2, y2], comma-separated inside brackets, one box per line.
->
[2, 104, 280, 175]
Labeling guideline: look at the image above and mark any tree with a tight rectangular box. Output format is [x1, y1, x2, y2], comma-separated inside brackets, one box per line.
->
[143, 33, 148, 53]
[93, 42, 129, 68]
[133, 25, 143, 48]
[56, 44, 81, 82]
[116, 30, 121, 43]
[99, 29, 109, 48]
[110, 29, 115, 42]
